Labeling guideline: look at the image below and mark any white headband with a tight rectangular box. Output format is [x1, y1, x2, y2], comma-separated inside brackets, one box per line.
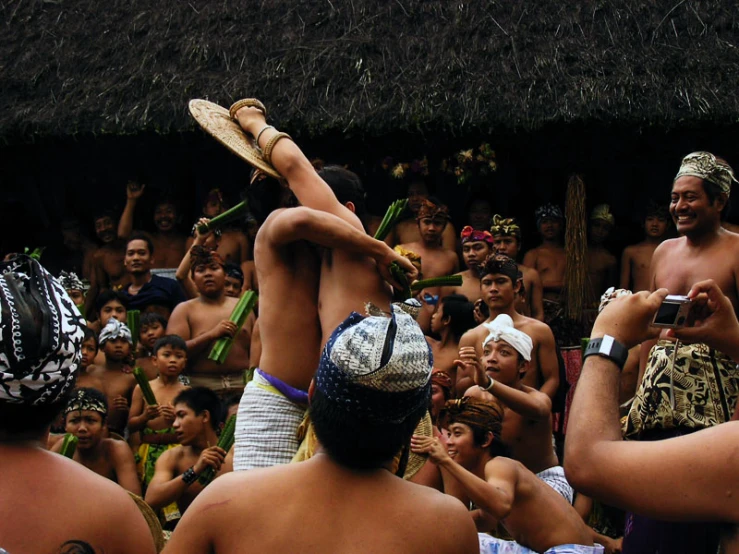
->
[482, 314, 532, 362]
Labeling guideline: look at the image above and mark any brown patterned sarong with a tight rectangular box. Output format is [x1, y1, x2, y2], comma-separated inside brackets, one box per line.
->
[624, 340, 739, 439]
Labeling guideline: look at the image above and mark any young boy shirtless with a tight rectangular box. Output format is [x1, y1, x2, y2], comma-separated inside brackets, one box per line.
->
[440, 226, 494, 304]
[145, 387, 230, 515]
[619, 203, 670, 292]
[52, 388, 141, 495]
[425, 294, 476, 390]
[136, 312, 168, 380]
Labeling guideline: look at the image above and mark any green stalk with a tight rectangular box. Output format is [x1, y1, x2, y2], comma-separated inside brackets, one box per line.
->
[198, 415, 237, 486]
[410, 275, 463, 291]
[197, 201, 248, 234]
[390, 262, 411, 301]
[127, 310, 140, 350]
[208, 291, 258, 364]
[60, 433, 78, 459]
[374, 199, 408, 241]
[134, 366, 157, 405]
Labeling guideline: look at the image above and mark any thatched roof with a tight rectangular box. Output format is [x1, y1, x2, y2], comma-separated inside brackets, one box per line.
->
[2, 0, 739, 143]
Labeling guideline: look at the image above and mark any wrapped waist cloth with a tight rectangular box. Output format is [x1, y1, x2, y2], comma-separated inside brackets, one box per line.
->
[478, 535, 604, 553]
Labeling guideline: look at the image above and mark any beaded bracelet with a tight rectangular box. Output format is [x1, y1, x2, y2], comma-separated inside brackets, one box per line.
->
[263, 132, 292, 166]
[228, 98, 267, 120]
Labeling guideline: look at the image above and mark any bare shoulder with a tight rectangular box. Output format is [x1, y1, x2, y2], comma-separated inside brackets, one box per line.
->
[460, 323, 486, 346]
[518, 315, 554, 340]
[653, 237, 682, 257]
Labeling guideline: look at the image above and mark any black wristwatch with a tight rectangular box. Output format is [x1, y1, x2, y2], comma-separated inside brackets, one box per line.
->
[583, 335, 629, 371]
[182, 466, 199, 485]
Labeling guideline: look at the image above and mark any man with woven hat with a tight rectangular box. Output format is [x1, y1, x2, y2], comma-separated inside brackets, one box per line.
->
[491, 214, 544, 321]
[0, 255, 156, 553]
[440, 225, 494, 303]
[398, 198, 459, 280]
[411, 397, 600, 553]
[524, 203, 567, 324]
[622, 151, 739, 554]
[166, 307, 478, 554]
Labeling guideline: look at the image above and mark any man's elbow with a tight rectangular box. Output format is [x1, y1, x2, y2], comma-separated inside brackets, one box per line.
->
[144, 487, 166, 511]
[563, 445, 599, 495]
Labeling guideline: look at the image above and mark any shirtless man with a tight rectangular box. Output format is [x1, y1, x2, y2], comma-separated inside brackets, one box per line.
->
[523, 204, 566, 324]
[411, 398, 598, 554]
[460, 254, 560, 401]
[75, 327, 106, 392]
[165, 302, 477, 554]
[0, 255, 155, 554]
[620, 202, 670, 291]
[88, 289, 128, 336]
[460, 315, 571, 502]
[440, 226, 494, 303]
[146, 387, 230, 514]
[166, 248, 252, 398]
[230, 105, 417, 470]
[385, 179, 457, 250]
[491, 214, 544, 321]
[399, 198, 459, 279]
[585, 204, 618, 309]
[427, 294, 476, 387]
[52, 388, 141, 495]
[87, 210, 129, 315]
[620, 152, 739, 554]
[118, 182, 188, 269]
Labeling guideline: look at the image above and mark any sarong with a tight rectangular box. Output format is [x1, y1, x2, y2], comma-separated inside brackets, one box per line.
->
[134, 427, 181, 527]
[478, 535, 604, 553]
[537, 465, 574, 504]
[189, 372, 245, 399]
[624, 340, 739, 438]
[558, 346, 583, 434]
[233, 369, 307, 471]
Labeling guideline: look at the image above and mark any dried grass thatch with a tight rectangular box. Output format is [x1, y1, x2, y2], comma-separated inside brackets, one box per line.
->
[2, 1, 739, 144]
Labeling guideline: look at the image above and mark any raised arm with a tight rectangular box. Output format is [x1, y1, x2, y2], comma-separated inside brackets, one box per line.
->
[118, 182, 145, 239]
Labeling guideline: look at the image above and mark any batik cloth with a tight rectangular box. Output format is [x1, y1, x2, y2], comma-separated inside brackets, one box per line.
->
[537, 465, 574, 504]
[233, 370, 307, 471]
[624, 340, 739, 438]
[478, 534, 604, 554]
[135, 427, 178, 490]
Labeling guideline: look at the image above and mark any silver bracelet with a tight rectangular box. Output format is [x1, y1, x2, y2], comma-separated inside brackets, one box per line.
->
[255, 124, 275, 147]
[481, 375, 495, 391]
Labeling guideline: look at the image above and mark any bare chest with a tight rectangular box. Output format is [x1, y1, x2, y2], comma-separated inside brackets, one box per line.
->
[103, 371, 136, 399]
[654, 245, 738, 300]
[457, 274, 482, 302]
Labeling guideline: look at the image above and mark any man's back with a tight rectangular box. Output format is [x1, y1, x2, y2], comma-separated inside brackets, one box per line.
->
[164, 456, 478, 554]
[0, 446, 155, 554]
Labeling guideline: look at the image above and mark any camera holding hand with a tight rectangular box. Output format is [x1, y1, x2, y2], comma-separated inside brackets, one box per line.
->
[651, 295, 693, 329]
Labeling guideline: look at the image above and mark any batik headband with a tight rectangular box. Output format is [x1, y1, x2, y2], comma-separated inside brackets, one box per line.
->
[442, 397, 504, 437]
[431, 369, 453, 400]
[0, 256, 85, 405]
[460, 226, 494, 245]
[64, 388, 108, 417]
[99, 319, 133, 346]
[479, 253, 519, 284]
[416, 200, 450, 221]
[535, 203, 564, 226]
[590, 204, 615, 226]
[489, 215, 522, 240]
[674, 151, 737, 197]
[482, 314, 533, 362]
[58, 271, 89, 293]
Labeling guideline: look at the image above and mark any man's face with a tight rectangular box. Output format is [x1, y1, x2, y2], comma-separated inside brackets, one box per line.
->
[203, 198, 224, 218]
[153, 345, 187, 378]
[446, 422, 483, 469]
[224, 276, 243, 298]
[418, 216, 447, 245]
[480, 273, 517, 311]
[492, 235, 519, 259]
[407, 182, 429, 213]
[141, 321, 165, 350]
[102, 337, 131, 361]
[173, 403, 206, 446]
[65, 410, 105, 450]
[589, 220, 612, 245]
[429, 302, 448, 334]
[644, 215, 669, 239]
[154, 203, 178, 232]
[66, 288, 85, 307]
[125, 239, 153, 275]
[462, 241, 492, 270]
[192, 262, 226, 297]
[467, 200, 492, 231]
[670, 176, 723, 236]
[94, 216, 117, 244]
[538, 217, 562, 240]
[99, 300, 126, 327]
[430, 383, 447, 418]
[80, 338, 98, 369]
[481, 339, 524, 387]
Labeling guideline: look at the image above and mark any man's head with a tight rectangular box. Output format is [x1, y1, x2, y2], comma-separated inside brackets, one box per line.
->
[173, 387, 223, 445]
[58, 271, 89, 309]
[310, 306, 432, 471]
[645, 201, 670, 239]
[481, 314, 533, 385]
[535, 204, 564, 241]
[93, 211, 117, 244]
[416, 198, 450, 246]
[63, 388, 108, 450]
[139, 312, 167, 351]
[672, 152, 736, 232]
[490, 215, 523, 259]
[466, 196, 493, 231]
[478, 254, 520, 311]
[152, 335, 187, 378]
[460, 226, 494, 271]
[429, 294, 476, 342]
[223, 263, 244, 298]
[202, 188, 226, 218]
[95, 290, 128, 328]
[190, 246, 226, 298]
[590, 204, 615, 245]
[99, 319, 133, 362]
[406, 180, 430, 213]
[80, 327, 99, 370]
[318, 166, 367, 219]
[442, 397, 507, 469]
[153, 200, 179, 233]
[0, 256, 85, 439]
[430, 369, 453, 419]
[125, 233, 154, 277]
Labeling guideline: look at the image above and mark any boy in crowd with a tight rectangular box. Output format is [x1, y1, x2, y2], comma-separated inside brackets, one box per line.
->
[0, 255, 155, 553]
[59, 270, 89, 313]
[460, 314, 571, 503]
[89, 289, 128, 337]
[95, 319, 137, 435]
[411, 398, 600, 553]
[129, 335, 189, 494]
[440, 226, 494, 303]
[53, 388, 141, 495]
[585, 205, 618, 314]
[399, 198, 459, 279]
[137, 312, 169, 380]
[145, 387, 230, 515]
[491, 215, 544, 321]
[75, 327, 105, 392]
[223, 262, 245, 298]
[426, 294, 476, 386]
[619, 202, 670, 292]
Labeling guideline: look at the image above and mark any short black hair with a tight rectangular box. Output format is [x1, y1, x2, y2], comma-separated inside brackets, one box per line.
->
[439, 294, 476, 342]
[94, 290, 129, 314]
[477, 253, 519, 285]
[140, 312, 168, 330]
[82, 327, 99, 349]
[153, 335, 187, 355]
[224, 262, 244, 286]
[173, 387, 223, 431]
[0, 397, 69, 438]
[309, 386, 427, 471]
[318, 166, 367, 219]
[127, 232, 155, 256]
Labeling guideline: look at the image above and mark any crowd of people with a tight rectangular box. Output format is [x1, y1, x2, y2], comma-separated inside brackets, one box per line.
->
[1, 98, 739, 554]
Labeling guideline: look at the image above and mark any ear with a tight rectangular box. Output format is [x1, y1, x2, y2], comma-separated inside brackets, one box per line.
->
[344, 201, 356, 214]
[481, 431, 494, 449]
[518, 359, 529, 379]
[715, 193, 729, 212]
[201, 409, 211, 424]
[513, 279, 522, 294]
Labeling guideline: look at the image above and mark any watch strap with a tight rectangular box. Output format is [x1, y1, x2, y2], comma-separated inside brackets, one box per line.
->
[583, 335, 628, 371]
